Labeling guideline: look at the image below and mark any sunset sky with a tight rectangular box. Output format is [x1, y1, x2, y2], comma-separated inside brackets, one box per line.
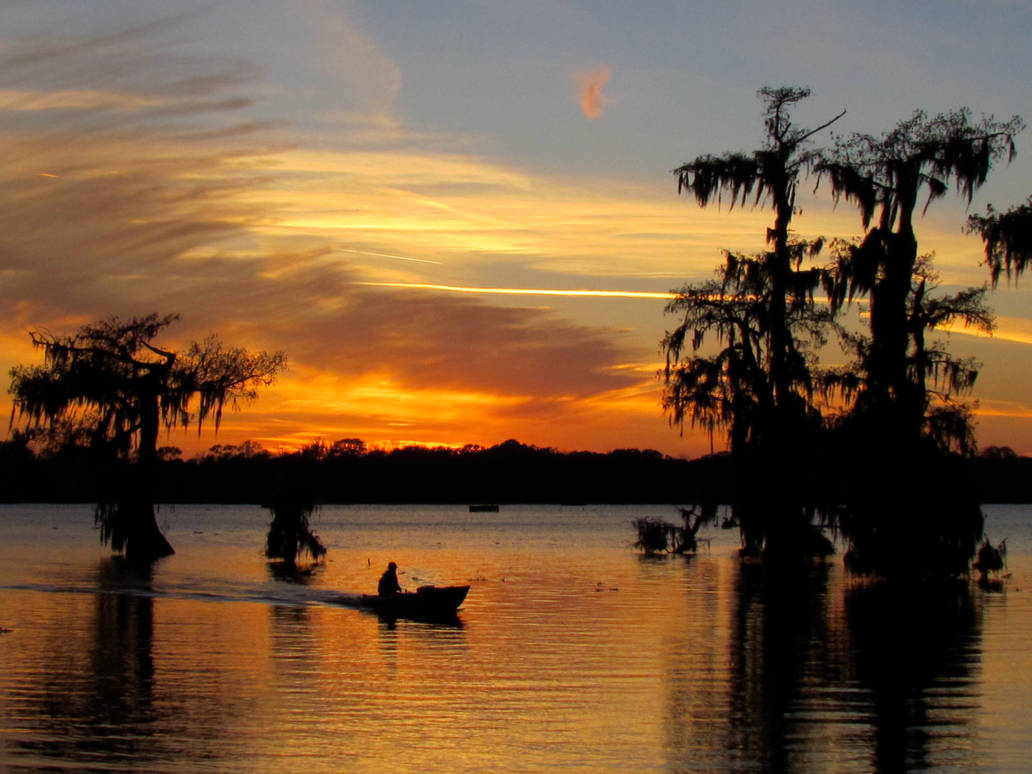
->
[2, 0, 1031, 458]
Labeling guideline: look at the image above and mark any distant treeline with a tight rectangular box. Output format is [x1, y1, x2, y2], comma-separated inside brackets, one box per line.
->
[1, 437, 1030, 506]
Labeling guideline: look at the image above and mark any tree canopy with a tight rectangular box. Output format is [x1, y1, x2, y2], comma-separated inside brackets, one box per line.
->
[9, 313, 286, 561]
[664, 89, 1025, 577]
[10, 314, 285, 452]
[967, 197, 1032, 286]
[818, 110, 1021, 450]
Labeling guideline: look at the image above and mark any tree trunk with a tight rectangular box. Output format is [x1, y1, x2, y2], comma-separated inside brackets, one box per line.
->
[867, 226, 920, 445]
[769, 178, 793, 416]
[122, 500, 175, 564]
[124, 391, 174, 563]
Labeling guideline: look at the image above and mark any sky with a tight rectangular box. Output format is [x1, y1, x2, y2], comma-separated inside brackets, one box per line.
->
[1, 0, 1031, 458]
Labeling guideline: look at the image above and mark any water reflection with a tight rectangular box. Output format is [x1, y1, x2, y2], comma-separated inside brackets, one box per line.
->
[845, 581, 982, 773]
[373, 610, 465, 629]
[9, 559, 169, 771]
[268, 602, 321, 729]
[663, 561, 986, 773]
[267, 561, 323, 584]
[270, 603, 313, 659]
[92, 560, 157, 730]
[0, 504, 1019, 773]
[663, 561, 835, 773]
[727, 562, 836, 773]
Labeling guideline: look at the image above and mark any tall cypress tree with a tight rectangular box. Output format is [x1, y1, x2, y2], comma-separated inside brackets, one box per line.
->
[664, 87, 843, 557]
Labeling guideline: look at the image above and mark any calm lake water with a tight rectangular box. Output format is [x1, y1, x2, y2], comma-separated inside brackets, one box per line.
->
[1, 503, 1031, 773]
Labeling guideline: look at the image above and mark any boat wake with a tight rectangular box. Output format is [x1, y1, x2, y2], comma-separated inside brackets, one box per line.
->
[0, 581, 369, 611]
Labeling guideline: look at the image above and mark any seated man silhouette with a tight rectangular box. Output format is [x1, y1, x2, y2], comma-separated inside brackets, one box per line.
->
[378, 561, 402, 596]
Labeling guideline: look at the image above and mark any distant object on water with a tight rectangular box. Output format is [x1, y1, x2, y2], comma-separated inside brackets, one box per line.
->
[974, 538, 1007, 589]
[359, 585, 470, 621]
[634, 504, 718, 555]
[469, 504, 500, 513]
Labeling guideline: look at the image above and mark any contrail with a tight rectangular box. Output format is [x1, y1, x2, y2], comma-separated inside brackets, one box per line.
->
[361, 281, 675, 299]
[340, 248, 442, 265]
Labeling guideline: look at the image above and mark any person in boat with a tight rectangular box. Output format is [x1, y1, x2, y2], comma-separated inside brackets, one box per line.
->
[378, 561, 402, 596]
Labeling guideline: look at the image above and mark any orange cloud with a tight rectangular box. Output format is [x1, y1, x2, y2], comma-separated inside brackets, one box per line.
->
[974, 399, 1032, 419]
[0, 88, 160, 111]
[574, 66, 611, 119]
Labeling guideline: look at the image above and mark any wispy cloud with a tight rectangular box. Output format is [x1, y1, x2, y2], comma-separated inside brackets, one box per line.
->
[0, 88, 161, 111]
[936, 315, 1032, 345]
[256, 145, 779, 280]
[573, 65, 611, 120]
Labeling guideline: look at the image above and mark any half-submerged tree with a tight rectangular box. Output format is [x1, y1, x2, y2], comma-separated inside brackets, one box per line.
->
[663, 86, 843, 559]
[264, 481, 326, 572]
[633, 504, 716, 556]
[665, 90, 1024, 578]
[9, 313, 286, 562]
[817, 109, 1023, 576]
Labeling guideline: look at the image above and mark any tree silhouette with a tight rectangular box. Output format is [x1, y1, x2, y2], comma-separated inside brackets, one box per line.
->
[815, 109, 1022, 576]
[967, 196, 1032, 286]
[673, 87, 844, 422]
[664, 86, 843, 556]
[264, 483, 326, 572]
[9, 313, 286, 562]
[665, 91, 1024, 576]
[818, 109, 1022, 446]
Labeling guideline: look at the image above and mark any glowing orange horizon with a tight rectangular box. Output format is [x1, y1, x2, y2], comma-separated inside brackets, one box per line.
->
[3, 71, 1032, 465]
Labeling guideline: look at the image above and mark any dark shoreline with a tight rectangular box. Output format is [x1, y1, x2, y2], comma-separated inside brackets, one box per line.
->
[3, 440, 1031, 506]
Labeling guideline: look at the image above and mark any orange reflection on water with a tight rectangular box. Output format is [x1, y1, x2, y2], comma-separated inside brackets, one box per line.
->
[3, 504, 1027, 772]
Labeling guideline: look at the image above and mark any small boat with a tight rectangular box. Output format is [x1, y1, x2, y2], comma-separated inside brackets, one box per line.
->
[469, 504, 499, 512]
[359, 584, 470, 621]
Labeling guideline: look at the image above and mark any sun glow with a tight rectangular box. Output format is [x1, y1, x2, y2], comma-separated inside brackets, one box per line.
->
[2, 15, 1031, 465]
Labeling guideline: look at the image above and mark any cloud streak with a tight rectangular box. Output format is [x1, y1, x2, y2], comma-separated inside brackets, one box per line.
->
[361, 282, 676, 299]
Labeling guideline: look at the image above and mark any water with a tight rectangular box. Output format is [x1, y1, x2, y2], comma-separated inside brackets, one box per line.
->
[1, 503, 1031, 773]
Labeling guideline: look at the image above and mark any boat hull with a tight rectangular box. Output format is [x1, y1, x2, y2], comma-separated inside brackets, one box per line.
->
[359, 584, 470, 620]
